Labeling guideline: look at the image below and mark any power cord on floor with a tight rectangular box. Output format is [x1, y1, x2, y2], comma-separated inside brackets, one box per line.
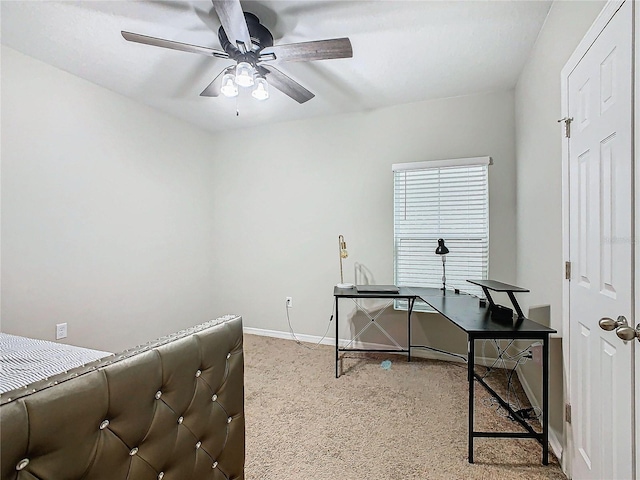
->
[286, 298, 334, 350]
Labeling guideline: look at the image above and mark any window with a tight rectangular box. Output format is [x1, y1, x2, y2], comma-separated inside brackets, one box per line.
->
[393, 157, 490, 310]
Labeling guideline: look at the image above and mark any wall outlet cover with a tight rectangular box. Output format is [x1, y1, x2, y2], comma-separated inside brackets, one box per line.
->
[532, 344, 543, 366]
[56, 323, 68, 340]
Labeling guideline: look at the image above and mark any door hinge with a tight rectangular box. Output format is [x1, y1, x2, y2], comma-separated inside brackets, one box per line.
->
[565, 403, 572, 424]
[558, 117, 573, 138]
[565, 261, 572, 280]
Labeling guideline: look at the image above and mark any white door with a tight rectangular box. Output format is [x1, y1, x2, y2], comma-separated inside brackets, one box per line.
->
[567, 1, 634, 479]
[635, 2, 640, 479]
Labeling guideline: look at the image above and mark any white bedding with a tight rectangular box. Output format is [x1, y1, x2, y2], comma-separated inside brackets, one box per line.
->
[0, 333, 111, 394]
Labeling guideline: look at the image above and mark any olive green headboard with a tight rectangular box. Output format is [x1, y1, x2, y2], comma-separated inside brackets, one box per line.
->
[1, 315, 245, 480]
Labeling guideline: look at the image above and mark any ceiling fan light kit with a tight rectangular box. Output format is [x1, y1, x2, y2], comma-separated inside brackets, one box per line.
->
[220, 71, 239, 97]
[234, 61, 254, 87]
[121, 0, 353, 105]
[218, 63, 269, 100]
[251, 77, 269, 100]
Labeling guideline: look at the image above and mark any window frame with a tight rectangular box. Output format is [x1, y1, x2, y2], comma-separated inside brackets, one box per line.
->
[392, 156, 491, 311]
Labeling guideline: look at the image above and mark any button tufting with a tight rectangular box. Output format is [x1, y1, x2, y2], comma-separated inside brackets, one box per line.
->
[195, 441, 202, 449]
[177, 416, 184, 424]
[195, 369, 202, 377]
[227, 416, 232, 424]
[16, 458, 29, 471]
[212, 394, 218, 402]
[155, 391, 162, 400]
[129, 447, 139, 456]
[226, 352, 231, 359]
[99, 420, 110, 430]
[212, 461, 218, 469]
[158, 473, 164, 480]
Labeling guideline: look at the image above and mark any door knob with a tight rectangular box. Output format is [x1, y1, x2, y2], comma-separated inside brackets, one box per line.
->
[615, 324, 640, 342]
[599, 315, 628, 331]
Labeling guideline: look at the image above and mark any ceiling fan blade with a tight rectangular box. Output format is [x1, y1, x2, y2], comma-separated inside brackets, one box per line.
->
[121, 31, 229, 59]
[200, 67, 232, 97]
[258, 65, 315, 104]
[212, 0, 252, 50]
[260, 38, 352, 63]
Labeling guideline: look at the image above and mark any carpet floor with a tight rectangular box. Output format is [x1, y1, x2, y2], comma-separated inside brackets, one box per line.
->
[243, 334, 565, 480]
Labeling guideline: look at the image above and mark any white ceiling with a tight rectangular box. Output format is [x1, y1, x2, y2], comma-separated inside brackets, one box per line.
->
[1, 0, 552, 134]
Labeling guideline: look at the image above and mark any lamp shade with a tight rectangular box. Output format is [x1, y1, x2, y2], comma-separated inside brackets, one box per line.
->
[251, 77, 269, 100]
[435, 238, 449, 255]
[235, 62, 254, 87]
[220, 72, 238, 97]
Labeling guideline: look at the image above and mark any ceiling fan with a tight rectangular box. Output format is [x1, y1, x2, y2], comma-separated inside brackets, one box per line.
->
[121, 0, 353, 104]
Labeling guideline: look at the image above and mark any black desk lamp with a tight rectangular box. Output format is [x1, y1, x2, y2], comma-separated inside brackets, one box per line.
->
[435, 238, 449, 291]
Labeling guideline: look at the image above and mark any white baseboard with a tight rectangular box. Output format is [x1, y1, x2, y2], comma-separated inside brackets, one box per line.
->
[548, 429, 563, 465]
[243, 327, 520, 368]
[517, 369, 563, 461]
[516, 368, 538, 410]
[243, 326, 336, 346]
[244, 326, 464, 359]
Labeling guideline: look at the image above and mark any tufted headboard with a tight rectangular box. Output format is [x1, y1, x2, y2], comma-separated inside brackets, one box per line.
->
[1, 315, 245, 480]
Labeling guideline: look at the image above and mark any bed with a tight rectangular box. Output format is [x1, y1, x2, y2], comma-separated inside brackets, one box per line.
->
[0, 314, 245, 480]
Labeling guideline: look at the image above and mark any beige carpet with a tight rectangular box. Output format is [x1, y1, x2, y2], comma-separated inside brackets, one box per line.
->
[243, 334, 565, 480]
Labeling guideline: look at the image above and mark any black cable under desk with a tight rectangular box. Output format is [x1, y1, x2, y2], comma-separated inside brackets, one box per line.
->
[333, 283, 556, 465]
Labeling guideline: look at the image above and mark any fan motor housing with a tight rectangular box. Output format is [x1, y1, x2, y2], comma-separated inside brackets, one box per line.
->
[218, 12, 273, 61]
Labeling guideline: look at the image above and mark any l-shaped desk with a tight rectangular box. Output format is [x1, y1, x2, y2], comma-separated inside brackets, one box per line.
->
[333, 282, 556, 464]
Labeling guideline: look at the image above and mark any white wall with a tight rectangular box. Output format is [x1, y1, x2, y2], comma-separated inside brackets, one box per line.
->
[514, 0, 605, 461]
[1, 46, 224, 352]
[515, 0, 605, 332]
[1, 42, 519, 354]
[206, 90, 518, 350]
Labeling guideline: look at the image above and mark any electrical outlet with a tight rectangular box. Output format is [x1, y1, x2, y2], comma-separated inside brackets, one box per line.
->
[531, 344, 543, 366]
[286, 297, 293, 308]
[56, 322, 68, 340]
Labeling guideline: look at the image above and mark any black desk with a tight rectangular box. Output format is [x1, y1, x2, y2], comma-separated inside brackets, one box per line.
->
[333, 286, 417, 378]
[333, 284, 556, 464]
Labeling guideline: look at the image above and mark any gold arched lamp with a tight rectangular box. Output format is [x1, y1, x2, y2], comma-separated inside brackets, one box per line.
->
[337, 235, 354, 288]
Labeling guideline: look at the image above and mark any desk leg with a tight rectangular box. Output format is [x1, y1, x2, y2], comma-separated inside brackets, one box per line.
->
[407, 298, 414, 362]
[335, 297, 339, 379]
[468, 336, 475, 463]
[542, 336, 549, 464]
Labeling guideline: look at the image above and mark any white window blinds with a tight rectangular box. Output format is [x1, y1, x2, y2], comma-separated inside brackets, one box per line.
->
[393, 157, 490, 306]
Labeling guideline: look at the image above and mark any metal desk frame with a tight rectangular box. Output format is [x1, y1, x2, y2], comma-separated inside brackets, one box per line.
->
[334, 286, 417, 379]
[333, 284, 556, 465]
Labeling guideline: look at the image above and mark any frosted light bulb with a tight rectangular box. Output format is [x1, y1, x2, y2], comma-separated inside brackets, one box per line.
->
[251, 77, 269, 100]
[220, 72, 238, 97]
[235, 62, 254, 87]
